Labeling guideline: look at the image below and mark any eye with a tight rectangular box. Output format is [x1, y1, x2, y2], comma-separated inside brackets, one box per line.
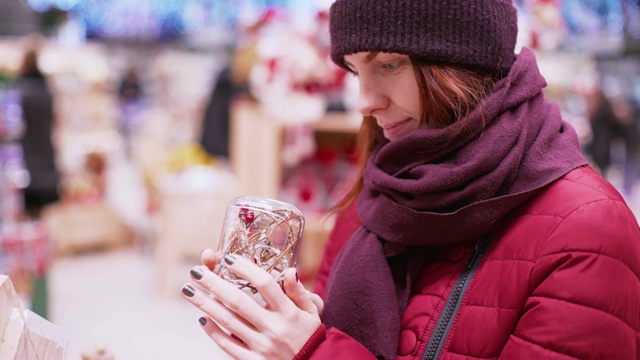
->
[381, 61, 400, 72]
[345, 66, 359, 77]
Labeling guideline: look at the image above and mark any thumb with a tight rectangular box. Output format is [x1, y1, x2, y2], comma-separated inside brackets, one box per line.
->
[200, 248, 220, 271]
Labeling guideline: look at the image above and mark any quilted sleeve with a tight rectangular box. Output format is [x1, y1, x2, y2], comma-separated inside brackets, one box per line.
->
[500, 198, 640, 359]
[305, 328, 378, 360]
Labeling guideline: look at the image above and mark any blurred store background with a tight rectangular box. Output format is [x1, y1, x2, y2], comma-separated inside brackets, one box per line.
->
[0, 0, 639, 359]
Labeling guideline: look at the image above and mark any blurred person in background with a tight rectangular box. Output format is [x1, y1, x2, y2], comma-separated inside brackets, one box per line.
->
[198, 65, 248, 159]
[118, 66, 144, 159]
[198, 9, 273, 159]
[588, 75, 640, 197]
[15, 40, 59, 217]
[181, 1, 640, 359]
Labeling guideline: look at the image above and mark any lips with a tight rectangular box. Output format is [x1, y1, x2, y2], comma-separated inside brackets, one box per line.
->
[380, 118, 413, 139]
[381, 119, 411, 130]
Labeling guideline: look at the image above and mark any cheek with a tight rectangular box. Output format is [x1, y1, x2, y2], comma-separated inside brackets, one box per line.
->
[396, 75, 422, 116]
[409, 119, 423, 132]
[401, 91, 422, 121]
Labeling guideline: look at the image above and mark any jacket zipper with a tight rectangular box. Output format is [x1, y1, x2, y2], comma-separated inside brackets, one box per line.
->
[421, 235, 494, 360]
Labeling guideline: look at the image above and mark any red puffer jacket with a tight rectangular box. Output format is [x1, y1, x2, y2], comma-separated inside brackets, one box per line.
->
[305, 166, 640, 359]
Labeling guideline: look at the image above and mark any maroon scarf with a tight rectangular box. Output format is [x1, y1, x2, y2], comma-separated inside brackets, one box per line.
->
[321, 48, 588, 359]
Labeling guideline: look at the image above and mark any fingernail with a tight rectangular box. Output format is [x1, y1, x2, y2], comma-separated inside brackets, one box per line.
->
[279, 282, 286, 294]
[223, 254, 236, 265]
[296, 272, 299, 283]
[190, 267, 203, 280]
[199, 317, 207, 326]
[182, 284, 196, 297]
[200, 249, 206, 257]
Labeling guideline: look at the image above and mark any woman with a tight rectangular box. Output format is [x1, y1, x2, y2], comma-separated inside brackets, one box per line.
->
[15, 46, 60, 217]
[181, 1, 640, 359]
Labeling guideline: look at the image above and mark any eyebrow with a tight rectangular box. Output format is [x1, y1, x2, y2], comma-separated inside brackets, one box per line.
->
[343, 51, 380, 69]
[364, 52, 379, 63]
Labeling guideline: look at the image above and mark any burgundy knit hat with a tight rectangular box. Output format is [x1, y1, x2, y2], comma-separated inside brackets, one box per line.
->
[329, 0, 518, 75]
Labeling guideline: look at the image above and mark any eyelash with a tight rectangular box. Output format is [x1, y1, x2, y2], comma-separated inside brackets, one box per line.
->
[347, 61, 401, 76]
[382, 62, 400, 71]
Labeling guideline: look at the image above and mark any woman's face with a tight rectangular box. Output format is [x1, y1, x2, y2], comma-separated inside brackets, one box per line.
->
[343, 52, 423, 141]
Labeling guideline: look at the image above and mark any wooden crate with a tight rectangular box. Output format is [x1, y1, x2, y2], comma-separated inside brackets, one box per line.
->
[40, 201, 134, 256]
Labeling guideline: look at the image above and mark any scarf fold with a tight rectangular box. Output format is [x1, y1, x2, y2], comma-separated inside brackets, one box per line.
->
[321, 48, 588, 360]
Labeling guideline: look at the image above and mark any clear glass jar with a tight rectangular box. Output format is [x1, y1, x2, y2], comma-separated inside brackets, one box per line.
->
[216, 195, 304, 304]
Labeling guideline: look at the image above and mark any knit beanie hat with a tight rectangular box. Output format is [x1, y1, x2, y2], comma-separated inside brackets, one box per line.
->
[329, 0, 518, 75]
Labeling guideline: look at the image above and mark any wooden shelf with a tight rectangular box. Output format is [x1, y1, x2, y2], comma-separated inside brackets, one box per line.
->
[230, 98, 360, 199]
[312, 111, 361, 134]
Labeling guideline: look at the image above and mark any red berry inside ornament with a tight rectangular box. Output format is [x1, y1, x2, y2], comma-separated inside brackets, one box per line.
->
[245, 211, 255, 223]
[238, 207, 248, 220]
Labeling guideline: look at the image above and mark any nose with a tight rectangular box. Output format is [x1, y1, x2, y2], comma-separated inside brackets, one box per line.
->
[356, 77, 386, 117]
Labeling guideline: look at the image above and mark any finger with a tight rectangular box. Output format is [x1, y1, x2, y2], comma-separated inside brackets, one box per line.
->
[282, 268, 319, 315]
[198, 316, 257, 360]
[221, 254, 290, 312]
[201, 248, 219, 271]
[181, 281, 258, 342]
[309, 292, 324, 315]
[188, 265, 269, 330]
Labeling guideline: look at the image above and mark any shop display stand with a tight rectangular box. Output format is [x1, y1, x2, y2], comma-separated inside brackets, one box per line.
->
[0, 53, 83, 358]
[0, 84, 49, 318]
[0, 83, 50, 319]
[0, 86, 27, 226]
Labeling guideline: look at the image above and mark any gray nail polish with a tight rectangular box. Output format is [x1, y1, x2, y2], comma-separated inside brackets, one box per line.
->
[182, 284, 196, 297]
[199, 317, 207, 326]
[190, 267, 203, 280]
[223, 254, 236, 265]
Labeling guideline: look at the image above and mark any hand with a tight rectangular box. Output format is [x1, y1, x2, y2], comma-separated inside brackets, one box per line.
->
[182, 253, 323, 360]
[199, 248, 324, 314]
[200, 248, 219, 272]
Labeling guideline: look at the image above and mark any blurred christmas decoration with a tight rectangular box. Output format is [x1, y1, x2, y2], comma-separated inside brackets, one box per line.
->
[280, 144, 358, 213]
[61, 151, 106, 203]
[247, 8, 348, 123]
[80, 343, 115, 360]
[166, 143, 215, 173]
[527, 0, 567, 51]
[26, 0, 295, 41]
